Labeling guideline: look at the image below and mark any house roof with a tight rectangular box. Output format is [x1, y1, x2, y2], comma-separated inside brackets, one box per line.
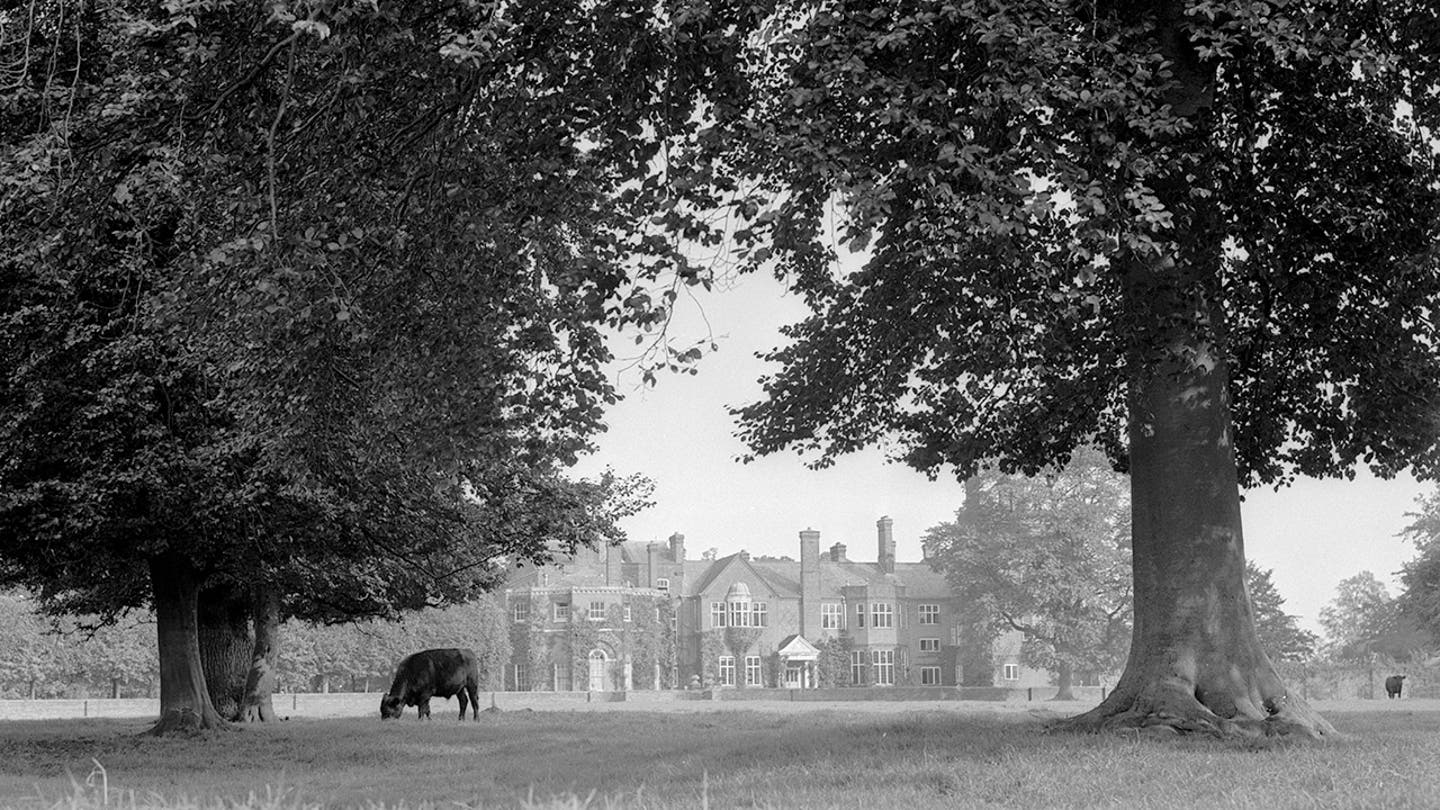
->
[680, 556, 955, 601]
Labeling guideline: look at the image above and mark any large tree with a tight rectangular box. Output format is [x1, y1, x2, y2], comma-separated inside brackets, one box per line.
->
[649, 1, 1440, 738]
[1, 0, 664, 733]
[925, 449, 1132, 700]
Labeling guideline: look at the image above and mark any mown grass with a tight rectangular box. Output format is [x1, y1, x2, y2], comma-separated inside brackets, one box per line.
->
[2, 701, 1437, 809]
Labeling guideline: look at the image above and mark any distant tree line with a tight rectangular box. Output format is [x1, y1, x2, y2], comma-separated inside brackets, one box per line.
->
[0, 592, 510, 699]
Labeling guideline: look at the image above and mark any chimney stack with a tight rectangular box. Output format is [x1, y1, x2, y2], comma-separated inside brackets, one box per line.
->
[800, 528, 821, 638]
[878, 515, 896, 574]
[669, 532, 686, 562]
[606, 543, 623, 585]
[829, 543, 847, 562]
[646, 542, 661, 587]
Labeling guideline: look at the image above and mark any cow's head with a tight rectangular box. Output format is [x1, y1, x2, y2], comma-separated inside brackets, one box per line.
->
[380, 694, 404, 719]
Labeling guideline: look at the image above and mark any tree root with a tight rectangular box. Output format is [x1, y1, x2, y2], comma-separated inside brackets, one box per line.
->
[1050, 682, 1337, 742]
[147, 708, 229, 737]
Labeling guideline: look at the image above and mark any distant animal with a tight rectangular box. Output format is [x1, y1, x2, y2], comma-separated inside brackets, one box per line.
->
[1385, 674, 1406, 699]
[380, 648, 481, 720]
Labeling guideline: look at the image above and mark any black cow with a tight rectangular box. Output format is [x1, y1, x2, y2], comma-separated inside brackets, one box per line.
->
[380, 648, 481, 720]
[1385, 674, 1406, 699]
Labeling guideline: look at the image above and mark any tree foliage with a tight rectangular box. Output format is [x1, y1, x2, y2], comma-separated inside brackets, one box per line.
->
[1245, 563, 1317, 663]
[1319, 571, 1430, 662]
[1398, 487, 1440, 644]
[925, 449, 1132, 690]
[0, 0, 662, 621]
[690, 2, 1440, 488]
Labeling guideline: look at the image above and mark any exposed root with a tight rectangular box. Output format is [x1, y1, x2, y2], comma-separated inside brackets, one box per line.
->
[147, 708, 229, 737]
[1049, 681, 1337, 742]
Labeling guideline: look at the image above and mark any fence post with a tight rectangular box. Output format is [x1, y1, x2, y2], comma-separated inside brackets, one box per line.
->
[1027, 687, 1033, 702]
[292, 693, 298, 711]
[83, 700, 88, 717]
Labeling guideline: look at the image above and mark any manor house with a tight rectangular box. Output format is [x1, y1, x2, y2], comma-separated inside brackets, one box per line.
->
[501, 517, 1049, 692]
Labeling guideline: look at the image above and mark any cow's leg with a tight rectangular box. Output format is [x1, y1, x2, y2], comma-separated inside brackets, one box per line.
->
[417, 695, 432, 720]
[457, 689, 469, 720]
[467, 684, 479, 720]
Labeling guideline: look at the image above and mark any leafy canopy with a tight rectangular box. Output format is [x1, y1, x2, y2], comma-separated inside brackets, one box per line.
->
[638, 0, 1440, 483]
[0, 0, 673, 620]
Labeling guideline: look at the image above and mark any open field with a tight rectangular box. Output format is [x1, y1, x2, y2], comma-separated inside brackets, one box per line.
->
[2, 698, 1437, 809]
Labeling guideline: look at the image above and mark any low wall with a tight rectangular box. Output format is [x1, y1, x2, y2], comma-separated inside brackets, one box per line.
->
[703, 686, 1108, 703]
[0, 685, 1108, 721]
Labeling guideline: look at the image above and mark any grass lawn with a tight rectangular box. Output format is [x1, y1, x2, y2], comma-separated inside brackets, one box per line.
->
[1, 699, 1436, 809]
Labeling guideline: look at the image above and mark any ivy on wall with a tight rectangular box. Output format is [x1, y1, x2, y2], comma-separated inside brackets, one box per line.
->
[505, 593, 675, 691]
[815, 636, 853, 688]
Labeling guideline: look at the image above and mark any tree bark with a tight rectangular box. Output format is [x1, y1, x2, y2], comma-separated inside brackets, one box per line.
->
[148, 553, 226, 734]
[197, 581, 252, 720]
[239, 587, 280, 722]
[1051, 661, 1076, 701]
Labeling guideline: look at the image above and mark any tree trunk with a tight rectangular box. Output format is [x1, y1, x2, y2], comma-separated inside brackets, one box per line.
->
[148, 553, 226, 734]
[239, 587, 280, 722]
[1051, 662, 1076, 702]
[197, 581, 252, 721]
[28, 679, 36, 700]
[1055, 0, 1333, 742]
[111, 677, 121, 699]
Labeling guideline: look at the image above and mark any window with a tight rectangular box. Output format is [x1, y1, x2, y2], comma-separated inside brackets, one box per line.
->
[512, 601, 529, 623]
[822, 603, 844, 630]
[1003, 664, 1020, 681]
[745, 656, 762, 686]
[919, 604, 940, 625]
[920, 666, 941, 686]
[850, 651, 866, 685]
[871, 603, 894, 628]
[623, 604, 632, 623]
[729, 601, 751, 627]
[513, 662, 528, 690]
[718, 656, 736, 686]
[656, 577, 670, 593]
[919, 638, 940, 653]
[856, 603, 866, 628]
[752, 601, 768, 628]
[588, 600, 605, 621]
[872, 649, 895, 685]
[552, 603, 569, 622]
[711, 602, 727, 628]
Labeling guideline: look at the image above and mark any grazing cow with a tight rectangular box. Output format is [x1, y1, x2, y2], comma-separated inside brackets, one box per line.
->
[1385, 674, 1406, 699]
[380, 648, 481, 720]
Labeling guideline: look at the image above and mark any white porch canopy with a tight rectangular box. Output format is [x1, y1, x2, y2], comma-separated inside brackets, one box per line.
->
[777, 635, 820, 688]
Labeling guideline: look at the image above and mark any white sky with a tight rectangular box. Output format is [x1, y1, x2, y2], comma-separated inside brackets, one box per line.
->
[575, 272, 1430, 637]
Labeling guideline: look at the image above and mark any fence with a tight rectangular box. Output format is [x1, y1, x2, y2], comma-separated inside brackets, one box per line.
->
[1276, 660, 1440, 701]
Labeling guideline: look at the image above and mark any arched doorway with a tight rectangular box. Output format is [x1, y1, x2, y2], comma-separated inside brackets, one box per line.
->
[588, 649, 608, 692]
